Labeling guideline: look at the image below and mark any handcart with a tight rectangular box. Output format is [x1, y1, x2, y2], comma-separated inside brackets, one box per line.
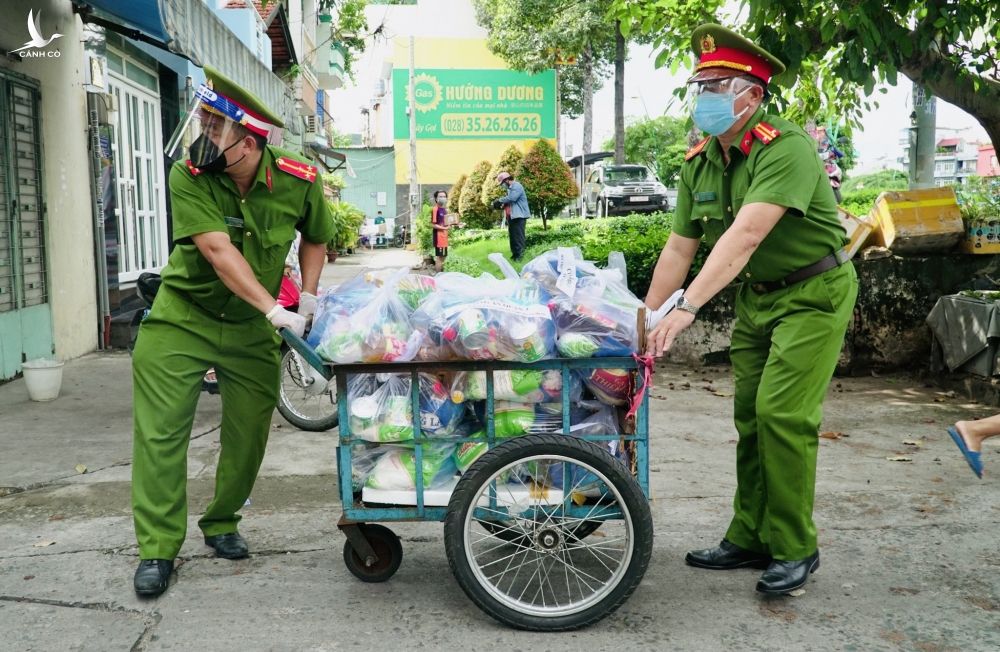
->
[282, 330, 654, 632]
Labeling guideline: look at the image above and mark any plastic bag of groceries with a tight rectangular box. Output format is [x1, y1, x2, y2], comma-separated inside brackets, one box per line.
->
[310, 268, 423, 363]
[364, 442, 457, 491]
[435, 275, 555, 362]
[521, 248, 643, 357]
[397, 274, 437, 312]
[350, 444, 390, 492]
[467, 400, 571, 438]
[417, 374, 467, 437]
[449, 369, 581, 404]
[347, 374, 412, 442]
[348, 374, 467, 442]
[576, 366, 632, 406]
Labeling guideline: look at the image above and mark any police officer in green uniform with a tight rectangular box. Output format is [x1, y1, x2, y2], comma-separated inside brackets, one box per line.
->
[131, 67, 334, 597]
[644, 25, 858, 595]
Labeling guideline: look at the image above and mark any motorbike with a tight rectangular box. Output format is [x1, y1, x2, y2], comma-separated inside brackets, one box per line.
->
[129, 272, 338, 432]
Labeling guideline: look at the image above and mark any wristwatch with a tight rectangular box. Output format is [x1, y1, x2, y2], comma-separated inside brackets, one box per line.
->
[676, 294, 700, 316]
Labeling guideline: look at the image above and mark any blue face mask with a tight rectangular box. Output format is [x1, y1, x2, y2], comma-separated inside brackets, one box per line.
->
[692, 89, 750, 136]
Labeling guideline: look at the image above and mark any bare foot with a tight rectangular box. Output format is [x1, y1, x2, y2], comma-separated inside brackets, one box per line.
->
[954, 421, 982, 452]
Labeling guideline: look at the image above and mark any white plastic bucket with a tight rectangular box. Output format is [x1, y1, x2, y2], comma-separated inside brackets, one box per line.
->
[22, 359, 65, 401]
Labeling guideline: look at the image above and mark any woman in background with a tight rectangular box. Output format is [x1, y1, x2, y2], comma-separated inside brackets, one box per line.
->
[431, 190, 450, 272]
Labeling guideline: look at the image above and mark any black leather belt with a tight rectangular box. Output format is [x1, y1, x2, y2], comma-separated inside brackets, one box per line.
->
[749, 249, 848, 294]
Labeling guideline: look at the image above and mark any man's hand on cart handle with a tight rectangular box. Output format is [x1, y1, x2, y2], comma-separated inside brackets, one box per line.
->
[645, 289, 684, 331]
[299, 292, 318, 325]
[267, 303, 306, 338]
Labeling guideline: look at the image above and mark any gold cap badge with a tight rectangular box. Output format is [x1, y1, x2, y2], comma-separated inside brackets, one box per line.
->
[700, 34, 716, 54]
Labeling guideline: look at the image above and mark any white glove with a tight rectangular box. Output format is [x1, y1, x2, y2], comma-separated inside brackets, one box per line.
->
[646, 289, 684, 331]
[266, 303, 306, 338]
[299, 291, 318, 322]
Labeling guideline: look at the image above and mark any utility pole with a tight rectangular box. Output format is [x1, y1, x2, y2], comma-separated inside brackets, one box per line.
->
[909, 85, 937, 189]
[408, 36, 419, 242]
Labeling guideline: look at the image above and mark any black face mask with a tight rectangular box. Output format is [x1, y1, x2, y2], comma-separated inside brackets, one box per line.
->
[190, 135, 245, 173]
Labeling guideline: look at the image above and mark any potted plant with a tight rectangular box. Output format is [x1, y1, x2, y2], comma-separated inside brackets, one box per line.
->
[326, 200, 365, 262]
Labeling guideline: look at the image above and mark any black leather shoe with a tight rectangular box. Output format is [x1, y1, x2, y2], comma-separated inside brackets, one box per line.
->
[756, 551, 820, 595]
[134, 559, 173, 597]
[204, 532, 249, 559]
[685, 540, 772, 570]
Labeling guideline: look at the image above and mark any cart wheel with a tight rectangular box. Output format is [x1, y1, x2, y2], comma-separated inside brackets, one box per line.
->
[480, 518, 602, 544]
[343, 524, 402, 583]
[444, 434, 652, 631]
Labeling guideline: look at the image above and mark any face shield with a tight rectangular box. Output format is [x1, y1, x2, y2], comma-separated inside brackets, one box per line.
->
[165, 83, 281, 169]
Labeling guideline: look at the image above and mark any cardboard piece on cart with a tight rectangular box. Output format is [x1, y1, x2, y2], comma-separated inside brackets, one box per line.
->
[870, 187, 964, 254]
[837, 207, 875, 260]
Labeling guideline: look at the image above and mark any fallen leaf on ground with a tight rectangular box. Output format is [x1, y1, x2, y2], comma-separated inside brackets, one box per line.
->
[48, 514, 64, 521]
[74, 464, 87, 474]
[820, 431, 845, 440]
[902, 440, 923, 447]
[886, 456, 913, 462]
[712, 390, 732, 397]
[32, 541, 55, 548]
[789, 589, 806, 597]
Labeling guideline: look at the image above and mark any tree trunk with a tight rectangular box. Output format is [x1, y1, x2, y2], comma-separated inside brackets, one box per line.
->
[582, 45, 594, 156]
[614, 22, 625, 164]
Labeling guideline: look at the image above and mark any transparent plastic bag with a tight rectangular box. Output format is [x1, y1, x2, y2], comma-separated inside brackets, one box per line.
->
[348, 374, 412, 443]
[350, 444, 390, 492]
[364, 443, 458, 491]
[450, 369, 581, 404]
[312, 269, 423, 363]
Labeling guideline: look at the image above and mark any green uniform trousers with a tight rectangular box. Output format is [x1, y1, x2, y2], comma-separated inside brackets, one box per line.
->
[724, 262, 858, 561]
[132, 286, 281, 560]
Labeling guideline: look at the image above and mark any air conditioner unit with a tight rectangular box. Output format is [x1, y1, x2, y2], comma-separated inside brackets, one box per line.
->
[304, 115, 318, 135]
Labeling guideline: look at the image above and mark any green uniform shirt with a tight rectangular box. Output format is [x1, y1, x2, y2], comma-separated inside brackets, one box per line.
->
[673, 107, 847, 283]
[161, 145, 335, 321]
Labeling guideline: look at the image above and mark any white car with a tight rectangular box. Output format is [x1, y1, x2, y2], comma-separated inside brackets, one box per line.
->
[583, 164, 671, 217]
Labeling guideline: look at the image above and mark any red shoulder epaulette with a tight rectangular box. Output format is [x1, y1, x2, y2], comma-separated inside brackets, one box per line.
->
[685, 137, 711, 161]
[275, 156, 318, 182]
[751, 121, 780, 145]
[185, 160, 202, 176]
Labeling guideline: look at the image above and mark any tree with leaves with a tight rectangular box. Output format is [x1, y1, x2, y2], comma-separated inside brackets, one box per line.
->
[482, 145, 525, 207]
[472, 0, 616, 156]
[447, 174, 467, 215]
[603, 115, 690, 186]
[459, 161, 495, 229]
[516, 139, 579, 228]
[610, 0, 1000, 152]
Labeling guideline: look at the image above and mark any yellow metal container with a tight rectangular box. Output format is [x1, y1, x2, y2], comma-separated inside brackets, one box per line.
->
[871, 187, 964, 254]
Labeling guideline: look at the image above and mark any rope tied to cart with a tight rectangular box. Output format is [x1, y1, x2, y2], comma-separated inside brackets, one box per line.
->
[626, 353, 655, 419]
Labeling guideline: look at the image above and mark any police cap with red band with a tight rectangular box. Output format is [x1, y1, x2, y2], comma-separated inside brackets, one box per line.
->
[203, 64, 283, 137]
[688, 24, 786, 85]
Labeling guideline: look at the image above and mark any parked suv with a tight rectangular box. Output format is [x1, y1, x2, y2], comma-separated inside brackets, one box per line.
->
[583, 164, 670, 217]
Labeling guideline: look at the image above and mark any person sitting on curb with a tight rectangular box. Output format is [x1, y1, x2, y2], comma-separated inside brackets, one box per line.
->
[948, 417, 999, 479]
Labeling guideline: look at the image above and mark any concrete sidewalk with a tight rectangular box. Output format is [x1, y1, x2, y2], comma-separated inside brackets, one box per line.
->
[2, 253, 999, 649]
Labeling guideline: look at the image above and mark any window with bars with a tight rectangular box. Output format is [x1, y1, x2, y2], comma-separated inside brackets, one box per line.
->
[0, 70, 46, 314]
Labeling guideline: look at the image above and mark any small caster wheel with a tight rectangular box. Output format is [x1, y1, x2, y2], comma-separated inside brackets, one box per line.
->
[343, 524, 402, 583]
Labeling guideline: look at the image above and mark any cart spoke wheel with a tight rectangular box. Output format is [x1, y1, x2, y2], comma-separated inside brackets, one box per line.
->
[277, 348, 339, 432]
[343, 524, 402, 583]
[445, 435, 652, 631]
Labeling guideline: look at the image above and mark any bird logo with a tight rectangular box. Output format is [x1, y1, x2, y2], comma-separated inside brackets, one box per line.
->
[9, 10, 63, 55]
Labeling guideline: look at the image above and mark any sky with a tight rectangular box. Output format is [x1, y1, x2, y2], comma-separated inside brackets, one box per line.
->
[328, 4, 990, 176]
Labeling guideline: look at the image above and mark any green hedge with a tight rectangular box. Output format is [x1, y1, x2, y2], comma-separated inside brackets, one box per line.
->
[443, 213, 696, 299]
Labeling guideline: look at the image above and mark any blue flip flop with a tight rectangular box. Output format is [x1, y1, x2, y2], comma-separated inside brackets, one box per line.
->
[947, 427, 984, 479]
